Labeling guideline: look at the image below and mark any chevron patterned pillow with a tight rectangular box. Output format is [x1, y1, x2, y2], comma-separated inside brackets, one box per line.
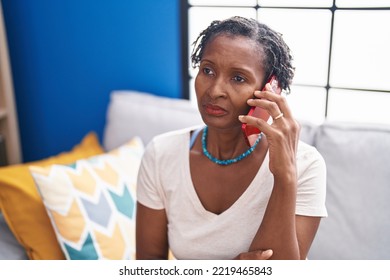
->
[29, 137, 144, 260]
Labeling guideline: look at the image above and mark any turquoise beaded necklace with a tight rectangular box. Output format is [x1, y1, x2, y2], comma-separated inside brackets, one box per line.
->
[202, 126, 262, 166]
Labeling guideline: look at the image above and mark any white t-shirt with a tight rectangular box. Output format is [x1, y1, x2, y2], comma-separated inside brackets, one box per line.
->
[137, 127, 327, 260]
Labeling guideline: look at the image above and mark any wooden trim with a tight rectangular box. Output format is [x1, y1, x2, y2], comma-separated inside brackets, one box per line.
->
[0, 1, 22, 164]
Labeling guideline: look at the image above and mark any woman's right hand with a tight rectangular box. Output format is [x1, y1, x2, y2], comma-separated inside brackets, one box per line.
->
[234, 249, 273, 260]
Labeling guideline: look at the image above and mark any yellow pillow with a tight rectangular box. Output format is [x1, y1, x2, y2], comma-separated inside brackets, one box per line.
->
[0, 132, 104, 259]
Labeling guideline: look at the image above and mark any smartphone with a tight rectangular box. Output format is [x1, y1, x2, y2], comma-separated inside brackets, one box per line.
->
[241, 75, 279, 146]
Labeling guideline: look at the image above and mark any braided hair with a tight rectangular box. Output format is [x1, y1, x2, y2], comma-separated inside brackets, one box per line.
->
[191, 16, 295, 93]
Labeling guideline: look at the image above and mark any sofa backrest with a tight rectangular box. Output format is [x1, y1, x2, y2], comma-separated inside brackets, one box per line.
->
[103, 91, 203, 150]
[308, 122, 390, 260]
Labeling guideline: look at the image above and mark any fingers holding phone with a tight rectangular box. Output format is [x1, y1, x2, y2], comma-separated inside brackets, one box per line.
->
[245, 82, 300, 176]
[240, 76, 281, 146]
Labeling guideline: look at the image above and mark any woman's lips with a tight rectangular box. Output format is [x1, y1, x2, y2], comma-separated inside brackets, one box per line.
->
[204, 104, 227, 116]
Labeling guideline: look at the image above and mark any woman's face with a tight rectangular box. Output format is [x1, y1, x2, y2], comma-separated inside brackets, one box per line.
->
[195, 34, 266, 130]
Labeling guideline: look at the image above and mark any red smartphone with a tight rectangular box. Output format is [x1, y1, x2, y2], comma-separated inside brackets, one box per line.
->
[241, 75, 279, 146]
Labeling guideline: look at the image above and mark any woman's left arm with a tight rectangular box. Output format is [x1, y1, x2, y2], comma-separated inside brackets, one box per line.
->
[239, 84, 321, 259]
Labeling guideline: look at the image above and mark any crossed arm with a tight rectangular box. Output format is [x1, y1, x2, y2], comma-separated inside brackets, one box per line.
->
[136, 202, 320, 260]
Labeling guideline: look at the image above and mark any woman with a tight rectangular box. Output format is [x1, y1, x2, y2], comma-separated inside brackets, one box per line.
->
[136, 16, 327, 260]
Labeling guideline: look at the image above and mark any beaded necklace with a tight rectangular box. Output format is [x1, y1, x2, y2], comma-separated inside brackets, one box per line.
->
[202, 126, 262, 166]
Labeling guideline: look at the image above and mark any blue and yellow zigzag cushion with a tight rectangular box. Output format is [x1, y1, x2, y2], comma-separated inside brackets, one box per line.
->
[29, 137, 144, 260]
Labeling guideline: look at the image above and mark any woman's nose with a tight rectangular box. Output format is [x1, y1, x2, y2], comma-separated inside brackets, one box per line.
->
[208, 78, 227, 99]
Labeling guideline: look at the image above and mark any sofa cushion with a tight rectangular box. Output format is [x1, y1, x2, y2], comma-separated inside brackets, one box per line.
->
[0, 132, 104, 259]
[29, 137, 143, 260]
[0, 212, 28, 259]
[103, 91, 203, 150]
[308, 122, 390, 259]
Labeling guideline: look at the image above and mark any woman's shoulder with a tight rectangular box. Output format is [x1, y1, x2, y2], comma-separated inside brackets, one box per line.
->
[297, 140, 322, 157]
[295, 141, 326, 182]
[296, 140, 326, 169]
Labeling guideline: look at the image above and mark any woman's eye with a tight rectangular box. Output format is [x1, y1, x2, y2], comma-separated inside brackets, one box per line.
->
[202, 67, 214, 76]
[233, 75, 245, 83]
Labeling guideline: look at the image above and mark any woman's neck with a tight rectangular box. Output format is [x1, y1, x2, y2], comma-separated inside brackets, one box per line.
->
[204, 126, 255, 160]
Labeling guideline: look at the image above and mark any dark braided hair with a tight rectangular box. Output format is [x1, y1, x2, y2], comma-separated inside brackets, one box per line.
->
[191, 16, 295, 93]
